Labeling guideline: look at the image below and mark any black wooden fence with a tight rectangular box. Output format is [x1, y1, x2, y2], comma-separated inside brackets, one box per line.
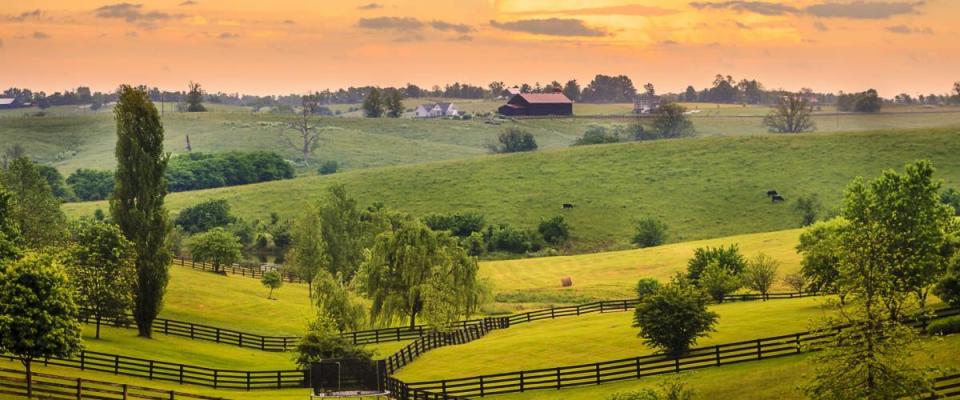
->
[173, 257, 304, 283]
[385, 306, 960, 399]
[0, 366, 227, 400]
[384, 318, 509, 376]
[4, 351, 305, 391]
[935, 374, 960, 399]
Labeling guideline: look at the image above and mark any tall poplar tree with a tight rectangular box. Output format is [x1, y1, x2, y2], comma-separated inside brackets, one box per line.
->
[109, 85, 171, 338]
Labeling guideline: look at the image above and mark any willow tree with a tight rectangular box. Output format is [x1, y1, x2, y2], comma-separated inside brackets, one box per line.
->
[109, 85, 171, 338]
[358, 220, 483, 329]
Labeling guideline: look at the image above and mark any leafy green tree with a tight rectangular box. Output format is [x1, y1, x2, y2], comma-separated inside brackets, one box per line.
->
[110, 85, 172, 338]
[293, 314, 372, 369]
[185, 81, 206, 112]
[942, 188, 960, 215]
[313, 269, 365, 332]
[362, 88, 384, 118]
[782, 272, 807, 294]
[635, 278, 661, 301]
[65, 220, 136, 339]
[652, 103, 694, 139]
[562, 79, 581, 101]
[934, 255, 960, 306]
[174, 199, 235, 234]
[318, 186, 369, 281]
[287, 202, 328, 295]
[0, 157, 67, 248]
[538, 215, 570, 245]
[797, 218, 847, 296]
[854, 88, 882, 112]
[423, 212, 485, 238]
[67, 169, 114, 201]
[607, 379, 697, 400]
[743, 253, 779, 300]
[699, 261, 741, 303]
[633, 217, 667, 248]
[0, 252, 83, 397]
[763, 94, 815, 133]
[0, 190, 23, 263]
[189, 228, 242, 273]
[686, 244, 745, 282]
[36, 164, 75, 201]
[261, 270, 282, 299]
[490, 127, 537, 153]
[573, 125, 621, 145]
[793, 194, 822, 226]
[632, 279, 717, 357]
[358, 220, 482, 328]
[384, 88, 404, 118]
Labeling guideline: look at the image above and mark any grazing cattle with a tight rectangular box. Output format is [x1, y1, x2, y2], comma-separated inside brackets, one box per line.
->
[562, 203, 574, 209]
[766, 190, 779, 197]
[560, 277, 573, 287]
[772, 195, 785, 203]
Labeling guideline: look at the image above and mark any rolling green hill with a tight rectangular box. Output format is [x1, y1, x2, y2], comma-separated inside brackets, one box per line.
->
[63, 126, 960, 253]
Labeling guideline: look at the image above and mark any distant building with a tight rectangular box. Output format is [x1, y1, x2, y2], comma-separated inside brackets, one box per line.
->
[498, 92, 573, 117]
[414, 102, 459, 118]
[633, 93, 661, 114]
[504, 87, 522, 97]
[0, 98, 21, 109]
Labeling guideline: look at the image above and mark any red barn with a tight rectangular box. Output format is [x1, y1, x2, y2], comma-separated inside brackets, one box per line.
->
[498, 92, 573, 116]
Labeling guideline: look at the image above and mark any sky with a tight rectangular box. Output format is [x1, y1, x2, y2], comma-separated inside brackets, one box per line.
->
[1, 0, 958, 96]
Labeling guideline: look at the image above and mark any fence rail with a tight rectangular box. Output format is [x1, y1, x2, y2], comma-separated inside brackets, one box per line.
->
[386, 306, 960, 399]
[0, 367, 227, 400]
[4, 350, 305, 391]
[173, 257, 305, 283]
[384, 318, 509, 376]
[935, 374, 960, 399]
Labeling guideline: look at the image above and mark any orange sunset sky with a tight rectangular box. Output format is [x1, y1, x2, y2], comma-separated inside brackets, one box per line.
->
[1, 0, 957, 96]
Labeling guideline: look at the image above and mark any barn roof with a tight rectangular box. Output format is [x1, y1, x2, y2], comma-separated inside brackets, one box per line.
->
[515, 93, 572, 104]
[0, 98, 15, 105]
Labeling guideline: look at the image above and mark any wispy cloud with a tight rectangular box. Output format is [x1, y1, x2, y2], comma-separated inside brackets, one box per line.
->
[358, 3, 383, 10]
[489, 18, 608, 37]
[33, 31, 50, 40]
[449, 34, 473, 42]
[93, 3, 186, 29]
[218, 32, 240, 40]
[690, 0, 927, 19]
[179, 0, 198, 6]
[429, 20, 473, 33]
[7, 9, 43, 22]
[885, 24, 932, 34]
[690, 1, 798, 16]
[356, 16, 422, 31]
[813, 21, 829, 31]
[512, 4, 676, 17]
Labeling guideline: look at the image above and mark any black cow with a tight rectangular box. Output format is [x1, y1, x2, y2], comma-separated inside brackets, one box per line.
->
[766, 190, 779, 197]
[771, 195, 785, 203]
[562, 203, 575, 209]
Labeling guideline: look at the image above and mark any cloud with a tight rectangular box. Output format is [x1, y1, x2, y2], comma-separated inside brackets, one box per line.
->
[0, 38, 4, 48]
[734, 21, 752, 30]
[125, 31, 138, 37]
[690, 1, 798, 16]
[659, 40, 679, 46]
[33, 31, 50, 40]
[394, 34, 425, 42]
[805, 1, 925, 19]
[93, 3, 186, 28]
[179, 0, 197, 5]
[356, 16, 423, 31]
[489, 18, 607, 37]
[449, 34, 473, 42]
[429, 20, 473, 33]
[7, 9, 43, 22]
[514, 4, 676, 17]
[885, 24, 932, 34]
[282, 19, 296, 24]
[218, 32, 239, 39]
[813, 21, 829, 31]
[358, 3, 383, 10]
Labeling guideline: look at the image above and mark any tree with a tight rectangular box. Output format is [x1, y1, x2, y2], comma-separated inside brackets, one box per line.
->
[934, 253, 960, 306]
[189, 228, 242, 273]
[793, 194, 821, 226]
[854, 89, 882, 112]
[185, 81, 206, 112]
[652, 103, 694, 139]
[384, 89, 404, 118]
[358, 220, 482, 328]
[293, 314, 372, 369]
[0, 252, 83, 398]
[174, 199, 235, 234]
[490, 127, 537, 153]
[280, 97, 322, 166]
[573, 125, 621, 145]
[538, 215, 569, 245]
[110, 85, 172, 338]
[633, 279, 717, 357]
[941, 188, 960, 216]
[313, 269, 365, 331]
[65, 220, 136, 339]
[683, 86, 698, 102]
[743, 253, 778, 300]
[36, 165, 75, 201]
[0, 190, 23, 263]
[66, 169, 114, 201]
[686, 244, 745, 282]
[699, 261, 741, 303]
[581, 74, 637, 103]
[782, 272, 807, 294]
[763, 94, 815, 133]
[362, 88, 384, 118]
[287, 202, 328, 294]
[1, 144, 26, 169]
[633, 217, 667, 248]
[635, 278, 661, 301]
[562, 80, 581, 101]
[797, 218, 847, 296]
[261, 270, 282, 299]
[318, 186, 369, 281]
[0, 157, 67, 248]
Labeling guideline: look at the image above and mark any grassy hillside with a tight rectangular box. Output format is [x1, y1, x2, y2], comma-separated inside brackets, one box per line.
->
[63, 127, 960, 252]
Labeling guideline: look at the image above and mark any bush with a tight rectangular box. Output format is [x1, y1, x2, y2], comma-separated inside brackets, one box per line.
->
[686, 244, 746, 282]
[926, 316, 960, 336]
[490, 127, 537, 153]
[166, 151, 294, 192]
[635, 278, 661, 300]
[633, 279, 718, 357]
[175, 199, 236, 234]
[538, 215, 570, 245]
[424, 212, 486, 237]
[573, 126, 621, 146]
[294, 315, 372, 369]
[318, 160, 339, 175]
[652, 103, 694, 139]
[633, 217, 667, 248]
[934, 256, 960, 306]
[942, 188, 960, 216]
[794, 194, 822, 226]
[67, 169, 114, 201]
[485, 224, 542, 253]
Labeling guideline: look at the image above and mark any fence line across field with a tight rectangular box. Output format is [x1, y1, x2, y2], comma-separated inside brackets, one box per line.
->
[0, 366, 228, 400]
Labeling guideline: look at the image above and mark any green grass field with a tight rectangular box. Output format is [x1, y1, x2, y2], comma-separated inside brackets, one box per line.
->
[62, 126, 960, 253]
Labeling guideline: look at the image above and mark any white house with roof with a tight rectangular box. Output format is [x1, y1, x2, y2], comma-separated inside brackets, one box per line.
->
[414, 102, 459, 118]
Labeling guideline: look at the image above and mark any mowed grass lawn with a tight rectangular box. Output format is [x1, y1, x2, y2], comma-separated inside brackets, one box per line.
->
[64, 127, 960, 252]
[491, 334, 960, 400]
[395, 296, 835, 381]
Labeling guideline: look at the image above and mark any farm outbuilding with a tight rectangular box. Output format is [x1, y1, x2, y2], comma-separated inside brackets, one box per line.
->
[497, 92, 573, 117]
[0, 98, 21, 109]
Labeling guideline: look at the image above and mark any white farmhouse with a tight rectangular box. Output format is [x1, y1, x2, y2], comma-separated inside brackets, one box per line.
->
[414, 102, 459, 118]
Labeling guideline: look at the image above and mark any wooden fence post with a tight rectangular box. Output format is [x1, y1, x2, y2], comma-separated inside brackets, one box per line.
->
[757, 339, 762, 360]
[179, 365, 184, 384]
[76, 378, 81, 400]
[169, 390, 175, 400]
[595, 363, 601, 384]
[122, 384, 128, 400]
[214, 370, 218, 389]
[519, 371, 524, 392]
[246, 371, 251, 391]
[556, 368, 561, 390]
[716, 345, 721, 366]
[674, 357, 680, 373]
[80, 351, 85, 371]
[149, 360, 154, 380]
[479, 376, 484, 397]
[114, 355, 120, 375]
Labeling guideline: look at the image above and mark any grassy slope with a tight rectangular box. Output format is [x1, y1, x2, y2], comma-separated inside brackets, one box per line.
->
[63, 127, 960, 252]
[394, 296, 835, 381]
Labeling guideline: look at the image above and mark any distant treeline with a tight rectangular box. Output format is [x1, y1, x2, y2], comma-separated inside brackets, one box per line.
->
[54, 151, 293, 201]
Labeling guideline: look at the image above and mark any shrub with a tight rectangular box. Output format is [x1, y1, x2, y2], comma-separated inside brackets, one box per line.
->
[942, 188, 960, 216]
[633, 279, 718, 357]
[490, 127, 537, 153]
[652, 103, 694, 139]
[166, 151, 294, 192]
[463, 231, 485, 256]
[67, 169, 114, 201]
[424, 212, 486, 237]
[318, 160, 339, 175]
[635, 278, 661, 300]
[633, 217, 668, 248]
[926, 316, 960, 336]
[485, 224, 542, 253]
[934, 256, 960, 306]
[794, 194, 822, 226]
[294, 315, 372, 369]
[175, 199, 236, 234]
[538, 215, 570, 245]
[573, 126, 621, 146]
[686, 244, 746, 282]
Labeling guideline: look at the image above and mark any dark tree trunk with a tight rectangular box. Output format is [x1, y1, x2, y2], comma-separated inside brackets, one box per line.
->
[24, 359, 32, 398]
[95, 315, 102, 339]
